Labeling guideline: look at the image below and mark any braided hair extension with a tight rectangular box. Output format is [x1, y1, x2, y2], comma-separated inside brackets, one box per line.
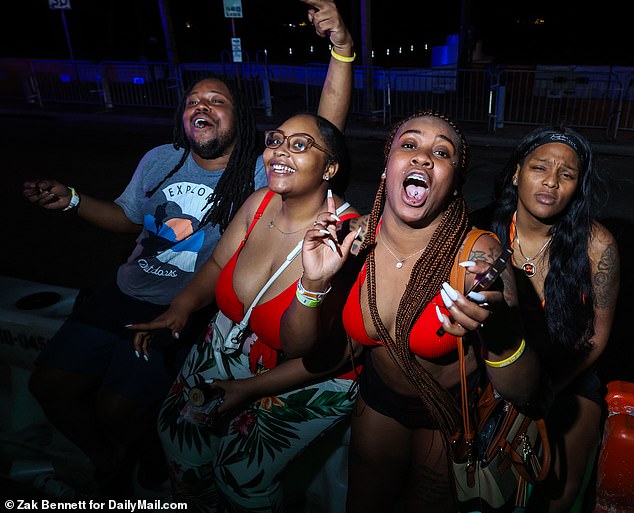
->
[146, 75, 259, 233]
[362, 111, 472, 445]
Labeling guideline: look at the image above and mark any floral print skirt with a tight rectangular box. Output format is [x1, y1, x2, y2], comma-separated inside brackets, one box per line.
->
[158, 330, 357, 513]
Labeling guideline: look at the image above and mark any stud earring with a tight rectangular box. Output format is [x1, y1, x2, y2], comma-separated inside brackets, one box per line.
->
[512, 177, 518, 186]
[323, 174, 330, 181]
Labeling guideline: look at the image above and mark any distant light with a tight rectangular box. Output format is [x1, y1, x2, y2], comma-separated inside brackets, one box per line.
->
[59, 74, 71, 83]
[288, 48, 293, 56]
[132, 77, 145, 85]
[398, 47, 403, 54]
[410, 45, 414, 52]
[310, 45, 314, 53]
[299, 22, 307, 27]
[185, 21, 192, 29]
[386, 48, 390, 56]
[371, 50, 375, 58]
[534, 18, 545, 25]
[424, 43, 429, 51]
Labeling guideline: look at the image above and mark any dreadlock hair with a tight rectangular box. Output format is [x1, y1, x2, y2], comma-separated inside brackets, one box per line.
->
[362, 110, 472, 445]
[490, 125, 599, 354]
[145, 75, 260, 233]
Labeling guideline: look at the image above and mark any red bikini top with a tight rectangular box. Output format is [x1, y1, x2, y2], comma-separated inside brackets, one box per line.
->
[217, 190, 359, 373]
[342, 264, 458, 359]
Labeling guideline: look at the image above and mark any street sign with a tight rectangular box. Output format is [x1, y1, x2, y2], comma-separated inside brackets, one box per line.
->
[49, 0, 71, 9]
[223, 0, 243, 18]
[231, 38, 242, 63]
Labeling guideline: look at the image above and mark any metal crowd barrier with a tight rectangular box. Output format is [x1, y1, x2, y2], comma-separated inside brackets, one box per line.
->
[1, 57, 633, 140]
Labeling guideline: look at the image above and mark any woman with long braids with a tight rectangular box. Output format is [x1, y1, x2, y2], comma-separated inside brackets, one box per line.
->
[281, 110, 541, 512]
[489, 126, 620, 513]
[22, 0, 350, 496]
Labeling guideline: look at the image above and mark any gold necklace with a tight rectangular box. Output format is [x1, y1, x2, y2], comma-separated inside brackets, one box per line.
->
[515, 232, 551, 278]
[378, 230, 425, 269]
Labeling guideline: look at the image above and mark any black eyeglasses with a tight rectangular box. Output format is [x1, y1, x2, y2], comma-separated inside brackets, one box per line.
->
[264, 130, 333, 158]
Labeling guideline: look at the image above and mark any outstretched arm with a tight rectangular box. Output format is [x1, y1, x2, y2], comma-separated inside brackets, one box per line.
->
[23, 179, 140, 233]
[304, 0, 355, 132]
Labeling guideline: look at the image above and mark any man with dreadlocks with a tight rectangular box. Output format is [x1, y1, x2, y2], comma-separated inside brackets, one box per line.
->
[22, 0, 351, 496]
[281, 110, 542, 512]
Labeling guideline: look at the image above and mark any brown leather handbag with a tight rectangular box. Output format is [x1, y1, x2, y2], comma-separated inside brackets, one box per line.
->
[450, 230, 551, 511]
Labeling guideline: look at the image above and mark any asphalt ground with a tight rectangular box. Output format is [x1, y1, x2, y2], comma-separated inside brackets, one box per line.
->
[2, 105, 633, 381]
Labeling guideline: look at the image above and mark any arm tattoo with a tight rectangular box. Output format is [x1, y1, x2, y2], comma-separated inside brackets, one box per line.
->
[593, 242, 619, 309]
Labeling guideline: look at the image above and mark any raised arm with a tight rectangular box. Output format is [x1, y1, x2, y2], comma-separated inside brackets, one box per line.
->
[304, 0, 354, 132]
[280, 196, 362, 358]
[23, 179, 140, 233]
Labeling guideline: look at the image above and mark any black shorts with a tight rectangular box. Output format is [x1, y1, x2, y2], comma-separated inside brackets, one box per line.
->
[358, 352, 440, 429]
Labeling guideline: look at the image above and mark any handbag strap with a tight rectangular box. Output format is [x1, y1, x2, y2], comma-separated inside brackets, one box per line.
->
[238, 200, 352, 330]
[451, 229, 494, 440]
[454, 232, 552, 485]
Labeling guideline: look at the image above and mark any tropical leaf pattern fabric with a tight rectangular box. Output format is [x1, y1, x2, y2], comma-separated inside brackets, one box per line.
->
[158, 322, 357, 513]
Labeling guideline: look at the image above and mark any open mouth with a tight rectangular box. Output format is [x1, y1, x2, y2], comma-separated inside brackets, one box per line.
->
[270, 163, 296, 174]
[193, 117, 211, 129]
[403, 172, 429, 202]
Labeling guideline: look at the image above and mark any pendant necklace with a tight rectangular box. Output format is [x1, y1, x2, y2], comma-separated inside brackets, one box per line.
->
[379, 230, 425, 269]
[515, 232, 551, 278]
[268, 218, 310, 236]
[268, 210, 311, 236]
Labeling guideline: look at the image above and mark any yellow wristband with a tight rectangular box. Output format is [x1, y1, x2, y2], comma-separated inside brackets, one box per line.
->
[484, 339, 526, 368]
[295, 288, 322, 308]
[330, 48, 356, 63]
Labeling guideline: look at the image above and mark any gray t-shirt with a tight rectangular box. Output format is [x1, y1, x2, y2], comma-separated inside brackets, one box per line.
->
[115, 144, 266, 305]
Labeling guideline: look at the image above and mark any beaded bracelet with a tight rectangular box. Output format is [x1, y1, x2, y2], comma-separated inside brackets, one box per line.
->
[63, 186, 80, 211]
[330, 48, 356, 63]
[484, 338, 526, 368]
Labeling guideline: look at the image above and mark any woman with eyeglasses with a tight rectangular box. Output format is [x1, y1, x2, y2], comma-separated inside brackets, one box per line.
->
[127, 2, 359, 510]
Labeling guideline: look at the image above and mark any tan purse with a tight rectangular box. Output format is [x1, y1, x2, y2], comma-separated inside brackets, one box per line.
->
[450, 230, 551, 511]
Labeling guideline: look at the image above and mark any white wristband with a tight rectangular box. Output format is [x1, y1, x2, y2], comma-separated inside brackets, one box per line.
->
[63, 186, 80, 211]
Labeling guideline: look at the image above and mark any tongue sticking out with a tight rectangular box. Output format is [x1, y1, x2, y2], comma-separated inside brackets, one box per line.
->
[403, 174, 429, 203]
[406, 183, 426, 200]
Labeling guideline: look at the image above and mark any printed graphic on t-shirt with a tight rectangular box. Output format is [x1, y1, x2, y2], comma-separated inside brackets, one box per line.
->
[137, 181, 214, 277]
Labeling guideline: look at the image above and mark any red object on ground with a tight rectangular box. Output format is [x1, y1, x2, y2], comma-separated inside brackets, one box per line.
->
[594, 380, 634, 513]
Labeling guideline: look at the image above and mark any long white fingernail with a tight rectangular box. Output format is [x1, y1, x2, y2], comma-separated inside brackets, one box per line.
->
[435, 305, 445, 324]
[326, 239, 337, 253]
[329, 213, 341, 222]
[327, 189, 333, 198]
[143, 354, 149, 362]
[459, 260, 476, 268]
[174, 332, 180, 340]
[440, 288, 453, 308]
[124, 324, 133, 328]
[134, 350, 140, 358]
[467, 291, 486, 303]
[319, 230, 331, 235]
[442, 282, 459, 301]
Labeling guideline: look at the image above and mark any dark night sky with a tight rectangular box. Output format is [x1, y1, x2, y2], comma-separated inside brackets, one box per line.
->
[1, 1, 630, 67]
